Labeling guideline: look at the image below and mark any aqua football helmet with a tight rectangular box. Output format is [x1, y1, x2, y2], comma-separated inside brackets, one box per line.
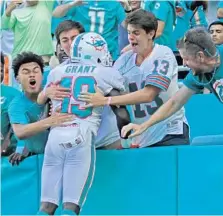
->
[70, 32, 113, 67]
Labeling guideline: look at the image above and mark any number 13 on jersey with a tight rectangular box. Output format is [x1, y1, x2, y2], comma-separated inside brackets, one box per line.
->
[60, 76, 96, 118]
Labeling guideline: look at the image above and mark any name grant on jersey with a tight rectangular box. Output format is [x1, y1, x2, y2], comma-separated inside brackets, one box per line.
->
[65, 65, 97, 74]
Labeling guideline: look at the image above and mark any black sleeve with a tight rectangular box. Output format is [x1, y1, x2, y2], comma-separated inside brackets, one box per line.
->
[106, 89, 131, 139]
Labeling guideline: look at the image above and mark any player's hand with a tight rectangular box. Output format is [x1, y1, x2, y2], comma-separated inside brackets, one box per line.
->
[121, 123, 147, 138]
[78, 85, 106, 108]
[47, 112, 75, 127]
[45, 84, 70, 101]
[8, 152, 26, 166]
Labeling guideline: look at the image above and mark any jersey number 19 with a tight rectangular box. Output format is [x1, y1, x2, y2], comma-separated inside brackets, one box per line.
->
[60, 76, 96, 118]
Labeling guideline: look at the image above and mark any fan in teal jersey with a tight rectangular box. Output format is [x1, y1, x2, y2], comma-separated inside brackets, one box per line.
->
[143, 0, 176, 50]
[121, 27, 223, 138]
[172, 0, 208, 51]
[217, 1, 223, 22]
[1, 52, 21, 156]
[8, 52, 74, 165]
[53, 0, 126, 60]
[185, 0, 208, 28]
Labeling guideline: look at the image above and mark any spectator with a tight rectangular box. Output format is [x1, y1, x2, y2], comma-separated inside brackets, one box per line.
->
[173, 0, 208, 51]
[1, 0, 25, 55]
[187, 0, 208, 28]
[121, 27, 223, 138]
[1, 0, 55, 63]
[217, 0, 223, 21]
[119, 0, 142, 51]
[1, 51, 21, 156]
[121, 0, 176, 53]
[209, 20, 223, 45]
[79, 9, 189, 147]
[43, 20, 85, 87]
[144, 0, 176, 50]
[8, 52, 73, 165]
[53, 0, 126, 60]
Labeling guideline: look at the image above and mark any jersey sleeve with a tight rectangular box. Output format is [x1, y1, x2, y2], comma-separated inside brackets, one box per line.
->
[1, 11, 16, 30]
[145, 47, 177, 91]
[43, 66, 61, 90]
[150, 1, 170, 22]
[95, 67, 125, 95]
[8, 97, 29, 125]
[116, 3, 126, 24]
[183, 71, 204, 93]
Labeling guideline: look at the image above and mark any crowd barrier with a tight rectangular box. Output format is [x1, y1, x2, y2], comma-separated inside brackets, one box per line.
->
[1, 145, 223, 215]
[185, 93, 223, 139]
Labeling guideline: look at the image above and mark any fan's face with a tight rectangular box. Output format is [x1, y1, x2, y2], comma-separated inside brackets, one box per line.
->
[60, 29, 81, 56]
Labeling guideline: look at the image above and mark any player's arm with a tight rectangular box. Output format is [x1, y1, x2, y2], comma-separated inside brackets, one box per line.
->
[122, 85, 195, 138]
[106, 89, 131, 139]
[52, 0, 85, 17]
[37, 67, 70, 105]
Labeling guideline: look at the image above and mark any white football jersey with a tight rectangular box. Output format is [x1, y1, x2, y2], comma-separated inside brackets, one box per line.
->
[45, 60, 125, 144]
[114, 44, 188, 147]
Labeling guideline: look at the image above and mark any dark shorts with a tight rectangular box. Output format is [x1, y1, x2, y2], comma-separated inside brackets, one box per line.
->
[150, 123, 190, 147]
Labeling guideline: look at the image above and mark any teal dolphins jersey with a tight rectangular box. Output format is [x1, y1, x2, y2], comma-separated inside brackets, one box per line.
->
[184, 45, 223, 103]
[1, 84, 21, 150]
[144, 0, 176, 50]
[65, 0, 126, 60]
[185, 1, 208, 28]
[8, 93, 49, 153]
[51, 0, 70, 35]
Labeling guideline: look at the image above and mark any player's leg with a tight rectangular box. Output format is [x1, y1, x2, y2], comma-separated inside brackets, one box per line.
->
[38, 136, 65, 215]
[62, 129, 96, 215]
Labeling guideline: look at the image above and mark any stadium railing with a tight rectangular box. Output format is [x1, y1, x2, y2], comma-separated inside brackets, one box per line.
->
[1, 145, 223, 215]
